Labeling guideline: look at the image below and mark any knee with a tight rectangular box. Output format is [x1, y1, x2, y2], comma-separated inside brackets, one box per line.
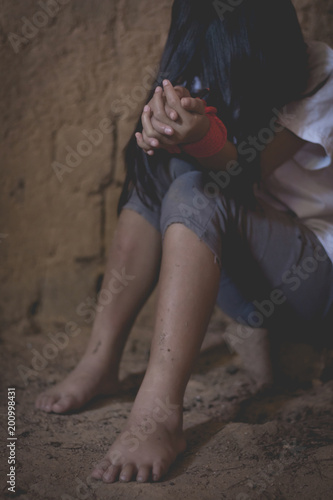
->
[160, 170, 229, 247]
[160, 170, 234, 263]
[161, 171, 216, 224]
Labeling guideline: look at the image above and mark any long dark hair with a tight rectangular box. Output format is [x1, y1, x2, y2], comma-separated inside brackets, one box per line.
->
[117, 0, 310, 214]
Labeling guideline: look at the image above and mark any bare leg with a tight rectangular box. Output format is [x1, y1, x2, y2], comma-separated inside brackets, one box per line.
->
[91, 223, 221, 483]
[35, 209, 162, 413]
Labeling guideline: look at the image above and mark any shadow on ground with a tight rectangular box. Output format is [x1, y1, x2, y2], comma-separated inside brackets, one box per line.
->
[1, 320, 333, 500]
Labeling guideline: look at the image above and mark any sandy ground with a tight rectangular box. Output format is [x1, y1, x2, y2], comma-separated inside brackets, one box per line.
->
[1, 314, 333, 500]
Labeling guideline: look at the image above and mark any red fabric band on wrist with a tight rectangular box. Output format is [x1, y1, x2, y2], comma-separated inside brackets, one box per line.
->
[164, 102, 227, 157]
[181, 107, 228, 158]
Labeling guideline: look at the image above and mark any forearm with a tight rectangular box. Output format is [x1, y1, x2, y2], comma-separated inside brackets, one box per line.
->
[194, 127, 307, 177]
[138, 81, 306, 178]
[194, 139, 238, 172]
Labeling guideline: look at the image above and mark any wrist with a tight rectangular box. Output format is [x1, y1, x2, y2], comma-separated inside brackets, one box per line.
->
[163, 115, 210, 155]
[182, 115, 210, 145]
[181, 109, 228, 159]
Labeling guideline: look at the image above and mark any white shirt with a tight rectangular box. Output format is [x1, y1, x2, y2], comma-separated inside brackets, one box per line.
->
[257, 40, 333, 263]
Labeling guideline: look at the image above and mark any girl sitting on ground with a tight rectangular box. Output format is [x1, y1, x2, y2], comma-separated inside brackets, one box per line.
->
[36, 0, 333, 484]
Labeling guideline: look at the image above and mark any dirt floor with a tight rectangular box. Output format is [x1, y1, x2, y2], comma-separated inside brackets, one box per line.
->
[1, 313, 333, 500]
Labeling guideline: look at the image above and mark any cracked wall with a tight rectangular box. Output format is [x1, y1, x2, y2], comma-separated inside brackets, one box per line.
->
[1, 0, 332, 331]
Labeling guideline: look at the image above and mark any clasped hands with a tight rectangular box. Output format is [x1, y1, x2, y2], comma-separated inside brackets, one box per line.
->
[135, 80, 210, 156]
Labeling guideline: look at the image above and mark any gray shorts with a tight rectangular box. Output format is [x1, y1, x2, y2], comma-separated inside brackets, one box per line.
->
[122, 155, 333, 343]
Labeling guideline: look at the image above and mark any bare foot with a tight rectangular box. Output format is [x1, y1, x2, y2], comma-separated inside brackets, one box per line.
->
[91, 395, 186, 483]
[223, 324, 274, 393]
[35, 354, 120, 414]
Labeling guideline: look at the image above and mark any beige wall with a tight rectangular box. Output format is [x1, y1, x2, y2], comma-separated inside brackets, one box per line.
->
[1, 0, 332, 330]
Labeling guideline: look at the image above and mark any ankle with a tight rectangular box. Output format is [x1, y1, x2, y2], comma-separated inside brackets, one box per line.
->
[131, 388, 183, 430]
[78, 351, 119, 376]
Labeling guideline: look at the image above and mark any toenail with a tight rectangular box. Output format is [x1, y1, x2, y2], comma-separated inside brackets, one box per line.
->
[120, 475, 127, 481]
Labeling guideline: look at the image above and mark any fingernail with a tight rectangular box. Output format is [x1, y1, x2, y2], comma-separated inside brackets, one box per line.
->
[144, 105, 150, 112]
[155, 86, 162, 93]
[151, 140, 158, 147]
[163, 79, 169, 86]
[165, 127, 173, 134]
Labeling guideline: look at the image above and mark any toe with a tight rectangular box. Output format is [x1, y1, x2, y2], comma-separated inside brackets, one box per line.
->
[42, 396, 55, 412]
[136, 465, 151, 483]
[102, 464, 122, 483]
[152, 461, 167, 482]
[91, 459, 111, 480]
[119, 463, 136, 482]
[52, 395, 77, 413]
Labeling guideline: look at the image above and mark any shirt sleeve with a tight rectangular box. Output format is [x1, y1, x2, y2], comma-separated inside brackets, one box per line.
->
[276, 41, 333, 168]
